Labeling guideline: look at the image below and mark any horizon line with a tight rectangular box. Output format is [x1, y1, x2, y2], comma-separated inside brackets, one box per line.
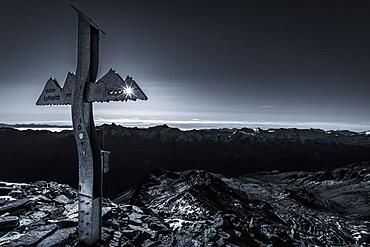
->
[1, 118, 370, 132]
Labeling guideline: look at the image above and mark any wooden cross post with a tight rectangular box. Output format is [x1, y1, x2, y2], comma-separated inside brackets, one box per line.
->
[36, 5, 147, 245]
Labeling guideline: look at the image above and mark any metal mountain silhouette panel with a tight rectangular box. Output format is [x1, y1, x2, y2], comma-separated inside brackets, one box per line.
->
[36, 78, 64, 105]
[62, 72, 75, 104]
[86, 69, 148, 102]
[36, 69, 147, 105]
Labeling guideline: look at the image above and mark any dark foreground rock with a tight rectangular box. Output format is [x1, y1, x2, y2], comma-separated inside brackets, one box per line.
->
[0, 163, 369, 246]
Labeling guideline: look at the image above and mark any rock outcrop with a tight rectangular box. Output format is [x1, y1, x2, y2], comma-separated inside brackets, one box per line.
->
[0, 162, 369, 246]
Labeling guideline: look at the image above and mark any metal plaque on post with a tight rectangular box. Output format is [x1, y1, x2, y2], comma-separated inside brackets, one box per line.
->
[36, 5, 148, 245]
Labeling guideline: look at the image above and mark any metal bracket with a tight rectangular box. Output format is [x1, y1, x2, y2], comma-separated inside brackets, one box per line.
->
[101, 150, 110, 174]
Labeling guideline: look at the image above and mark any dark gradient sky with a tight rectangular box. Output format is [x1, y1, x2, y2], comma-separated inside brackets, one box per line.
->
[1, 0, 370, 130]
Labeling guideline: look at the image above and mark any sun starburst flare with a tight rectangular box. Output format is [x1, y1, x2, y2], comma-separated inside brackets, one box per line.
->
[123, 85, 135, 97]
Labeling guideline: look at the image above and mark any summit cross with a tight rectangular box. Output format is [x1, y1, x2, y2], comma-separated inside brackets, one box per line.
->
[36, 5, 147, 245]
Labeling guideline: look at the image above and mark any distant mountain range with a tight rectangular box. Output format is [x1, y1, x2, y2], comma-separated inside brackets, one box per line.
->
[1, 122, 369, 134]
[0, 123, 71, 128]
[1, 124, 370, 198]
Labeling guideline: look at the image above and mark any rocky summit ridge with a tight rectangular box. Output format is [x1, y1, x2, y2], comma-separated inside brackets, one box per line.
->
[0, 162, 369, 246]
